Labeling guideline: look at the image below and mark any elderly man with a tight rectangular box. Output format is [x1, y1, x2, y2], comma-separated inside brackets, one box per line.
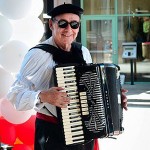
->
[7, 3, 127, 150]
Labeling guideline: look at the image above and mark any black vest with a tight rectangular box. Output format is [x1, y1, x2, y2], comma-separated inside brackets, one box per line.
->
[30, 42, 86, 65]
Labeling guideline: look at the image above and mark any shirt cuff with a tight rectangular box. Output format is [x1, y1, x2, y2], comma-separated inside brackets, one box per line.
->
[34, 90, 45, 109]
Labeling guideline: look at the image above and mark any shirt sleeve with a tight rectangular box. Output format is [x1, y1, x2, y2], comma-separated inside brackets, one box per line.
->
[7, 48, 54, 111]
[81, 45, 93, 63]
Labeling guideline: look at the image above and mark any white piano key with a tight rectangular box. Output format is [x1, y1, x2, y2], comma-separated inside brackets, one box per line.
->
[66, 139, 85, 145]
[62, 107, 80, 112]
[61, 85, 77, 90]
[67, 91, 78, 95]
[56, 72, 75, 77]
[56, 75, 74, 79]
[63, 126, 83, 132]
[69, 130, 84, 136]
[62, 118, 82, 123]
[73, 131, 84, 136]
[64, 127, 83, 135]
[62, 113, 80, 118]
[69, 96, 79, 99]
[64, 86, 78, 91]
[63, 120, 82, 126]
[79, 92, 86, 96]
[66, 136, 84, 145]
[56, 69, 75, 73]
[82, 111, 89, 115]
[81, 104, 88, 107]
[71, 126, 83, 131]
[58, 82, 77, 86]
[57, 77, 76, 82]
[65, 138, 85, 145]
[81, 107, 89, 112]
[64, 125, 83, 132]
[69, 99, 80, 103]
[56, 66, 75, 71]
[80, 100, 88, 104]
[62, 117, 82, 122]
[68, 103, 80, 107]
[71, 135, 84, 140]
[57, 72, 75, 77]
[80, 96, 87, 99]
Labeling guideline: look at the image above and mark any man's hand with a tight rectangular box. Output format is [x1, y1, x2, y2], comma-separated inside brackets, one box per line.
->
[38, 87, 70, 108]
[121, 88, 128, 110]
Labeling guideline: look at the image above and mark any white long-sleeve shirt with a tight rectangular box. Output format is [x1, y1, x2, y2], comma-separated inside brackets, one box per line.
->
[7, 37, 92, 117]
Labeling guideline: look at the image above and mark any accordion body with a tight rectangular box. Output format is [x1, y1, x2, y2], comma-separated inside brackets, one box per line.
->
[54, 63, 123, 145]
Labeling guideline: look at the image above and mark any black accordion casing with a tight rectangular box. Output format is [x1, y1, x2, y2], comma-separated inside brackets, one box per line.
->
[54, 63, 124, 145]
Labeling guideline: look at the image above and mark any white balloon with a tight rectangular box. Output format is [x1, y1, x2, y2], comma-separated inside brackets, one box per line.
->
[11, 17, 44, 47]
[0, 98, 34, 124]
[0, 98, 3, 117]
[0, 66, 14, 98]
[0, 0, 32, 20]
[0, 40, 29, 73]
[0, 15, 13, 46]
[28, 0, 44, 17]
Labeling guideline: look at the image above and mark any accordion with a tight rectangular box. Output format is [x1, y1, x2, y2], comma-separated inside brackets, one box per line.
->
[54, 63, 124, 145]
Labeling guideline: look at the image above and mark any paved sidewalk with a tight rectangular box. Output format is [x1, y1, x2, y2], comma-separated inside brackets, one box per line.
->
[123, 83, 150, 107]
[123, 83, 150, 97]
[100, 82, 150, 150]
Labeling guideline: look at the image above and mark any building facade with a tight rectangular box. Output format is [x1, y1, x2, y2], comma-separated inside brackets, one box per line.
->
[44, 0, 150, 83]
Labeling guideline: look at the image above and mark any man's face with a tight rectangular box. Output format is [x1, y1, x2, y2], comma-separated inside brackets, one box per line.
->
[50, 13, 80, 49]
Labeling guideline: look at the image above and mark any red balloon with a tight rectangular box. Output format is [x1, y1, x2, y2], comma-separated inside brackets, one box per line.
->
[12, 144, 32, 150]
[16, 115, 36, 145]
[0, 118, 17, 145]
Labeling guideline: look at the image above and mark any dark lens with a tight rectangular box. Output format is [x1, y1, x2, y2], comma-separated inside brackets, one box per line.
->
[70, 21, 80, 29]
[58, 20, 68, 28]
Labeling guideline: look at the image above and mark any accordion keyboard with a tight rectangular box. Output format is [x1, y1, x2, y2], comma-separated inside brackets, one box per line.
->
[56, 66, 85, 145]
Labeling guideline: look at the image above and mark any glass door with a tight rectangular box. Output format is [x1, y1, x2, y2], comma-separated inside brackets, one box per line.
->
[81, 16, 118, 64]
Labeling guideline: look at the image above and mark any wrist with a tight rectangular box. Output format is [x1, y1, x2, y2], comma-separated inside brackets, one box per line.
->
[38, 92, 43, 103]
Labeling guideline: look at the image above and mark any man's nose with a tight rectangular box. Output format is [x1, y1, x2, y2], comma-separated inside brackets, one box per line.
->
[65, 23, 72, 29]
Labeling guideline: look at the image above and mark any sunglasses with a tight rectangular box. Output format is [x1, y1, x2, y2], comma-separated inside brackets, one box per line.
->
[53, 18, 80, 29]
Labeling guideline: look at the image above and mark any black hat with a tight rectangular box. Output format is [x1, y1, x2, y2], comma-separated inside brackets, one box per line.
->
[48, 3, 84, 18]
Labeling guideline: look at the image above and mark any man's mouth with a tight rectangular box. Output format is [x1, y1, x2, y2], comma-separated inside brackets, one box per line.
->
[62, 34, 71, 37]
